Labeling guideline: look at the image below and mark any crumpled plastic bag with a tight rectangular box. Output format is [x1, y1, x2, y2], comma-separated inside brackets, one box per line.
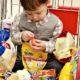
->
[7, 69, 31, 80]
[0, 29, 16, 77]
[53, 32, 76, 62]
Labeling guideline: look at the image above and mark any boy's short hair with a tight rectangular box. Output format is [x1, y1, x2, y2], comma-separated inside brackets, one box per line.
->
[20, 0, 48, 11]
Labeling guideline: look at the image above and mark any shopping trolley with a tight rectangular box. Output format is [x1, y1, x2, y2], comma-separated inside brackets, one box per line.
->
[48, 7, 80, 80]
[49, 8, 79, 47]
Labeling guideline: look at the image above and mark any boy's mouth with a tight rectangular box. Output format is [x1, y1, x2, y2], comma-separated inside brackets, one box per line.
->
[31, 20, 40, 22]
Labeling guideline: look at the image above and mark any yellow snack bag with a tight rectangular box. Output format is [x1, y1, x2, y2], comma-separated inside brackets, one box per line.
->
[59, 62, 73, 80]
[22, 42, 48, 73]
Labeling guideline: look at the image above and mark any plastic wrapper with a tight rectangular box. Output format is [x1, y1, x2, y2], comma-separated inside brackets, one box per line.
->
[54, 32, 76, 62]
[71, 49, 80, 80]
[7, 69, 32, 80]
[0, 29, 16, 78]
[7, 69, 56, 80]
[22, 42, 48, 73]
[59, 62, 73, 80]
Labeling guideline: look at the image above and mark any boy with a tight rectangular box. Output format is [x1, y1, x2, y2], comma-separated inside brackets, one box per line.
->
[11, 0, 64, 77]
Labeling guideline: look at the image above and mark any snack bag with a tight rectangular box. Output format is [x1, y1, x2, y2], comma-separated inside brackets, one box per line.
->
[22, 42, 48, 73]
[59, 62, 74, 80]
[33, 69, 56, 80]
[71, 49, 80, 80]
[7, 69, 56, 80]
[0, 29, 16, 78]
[54, 32, 76, 62]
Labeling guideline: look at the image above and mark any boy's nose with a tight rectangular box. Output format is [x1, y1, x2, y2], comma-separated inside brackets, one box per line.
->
[32, 15, 39, 21]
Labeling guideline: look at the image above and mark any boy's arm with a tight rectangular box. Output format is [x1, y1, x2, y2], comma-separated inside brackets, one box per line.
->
[43, 19, 63, 53]
[10, 14, 23, 45]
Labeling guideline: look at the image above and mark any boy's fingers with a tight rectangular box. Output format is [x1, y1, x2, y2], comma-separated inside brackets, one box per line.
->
[22, 31, 35, 41]
[29, 40, 40, 50]
[30, 39, 41, 46]
[26, 31, 34, 38]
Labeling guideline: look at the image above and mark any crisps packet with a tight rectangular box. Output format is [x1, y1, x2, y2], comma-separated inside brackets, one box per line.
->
[71, 49, 80, 80]
[33, 69, 56, 80]
[7, 69, 56, 80]
[59, 62, 74, 80]
[22, 42, 48, 74]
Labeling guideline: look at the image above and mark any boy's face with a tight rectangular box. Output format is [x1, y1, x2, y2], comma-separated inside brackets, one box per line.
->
[25, 4, 48, 22]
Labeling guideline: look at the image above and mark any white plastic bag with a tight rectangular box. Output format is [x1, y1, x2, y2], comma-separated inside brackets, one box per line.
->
[54, 32, 76, 61]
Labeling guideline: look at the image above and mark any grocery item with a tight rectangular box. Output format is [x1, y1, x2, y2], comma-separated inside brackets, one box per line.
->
[0, 29, 16, 78]
[54, 32, 76, 63]
[22, 42, 47, 73]
[59, 62, 73, 80]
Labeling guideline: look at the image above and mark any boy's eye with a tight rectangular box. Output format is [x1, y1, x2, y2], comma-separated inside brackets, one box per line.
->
[36, 12, 41, 14]
[28, 13, 32, 15]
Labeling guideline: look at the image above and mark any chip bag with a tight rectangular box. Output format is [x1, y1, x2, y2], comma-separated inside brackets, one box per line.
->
[71, 49, 80, 80]
[7, 69, 56, 80]
[22, 42, 48, 74]
[33, 69, 56, 80]
[7, 69, 32, 80]
[54, 32, 76, 62]
[59, 62, 74, 80]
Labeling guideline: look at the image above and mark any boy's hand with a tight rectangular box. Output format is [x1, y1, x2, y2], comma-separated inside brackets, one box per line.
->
[21, 31, 34, 42]
[29, 39, 46, 51]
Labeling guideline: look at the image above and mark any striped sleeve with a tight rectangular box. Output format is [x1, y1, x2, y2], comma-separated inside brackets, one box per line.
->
[10, 14, 22, 44]
[53, 19, 63, 38]
[44, 19, 63, 53]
